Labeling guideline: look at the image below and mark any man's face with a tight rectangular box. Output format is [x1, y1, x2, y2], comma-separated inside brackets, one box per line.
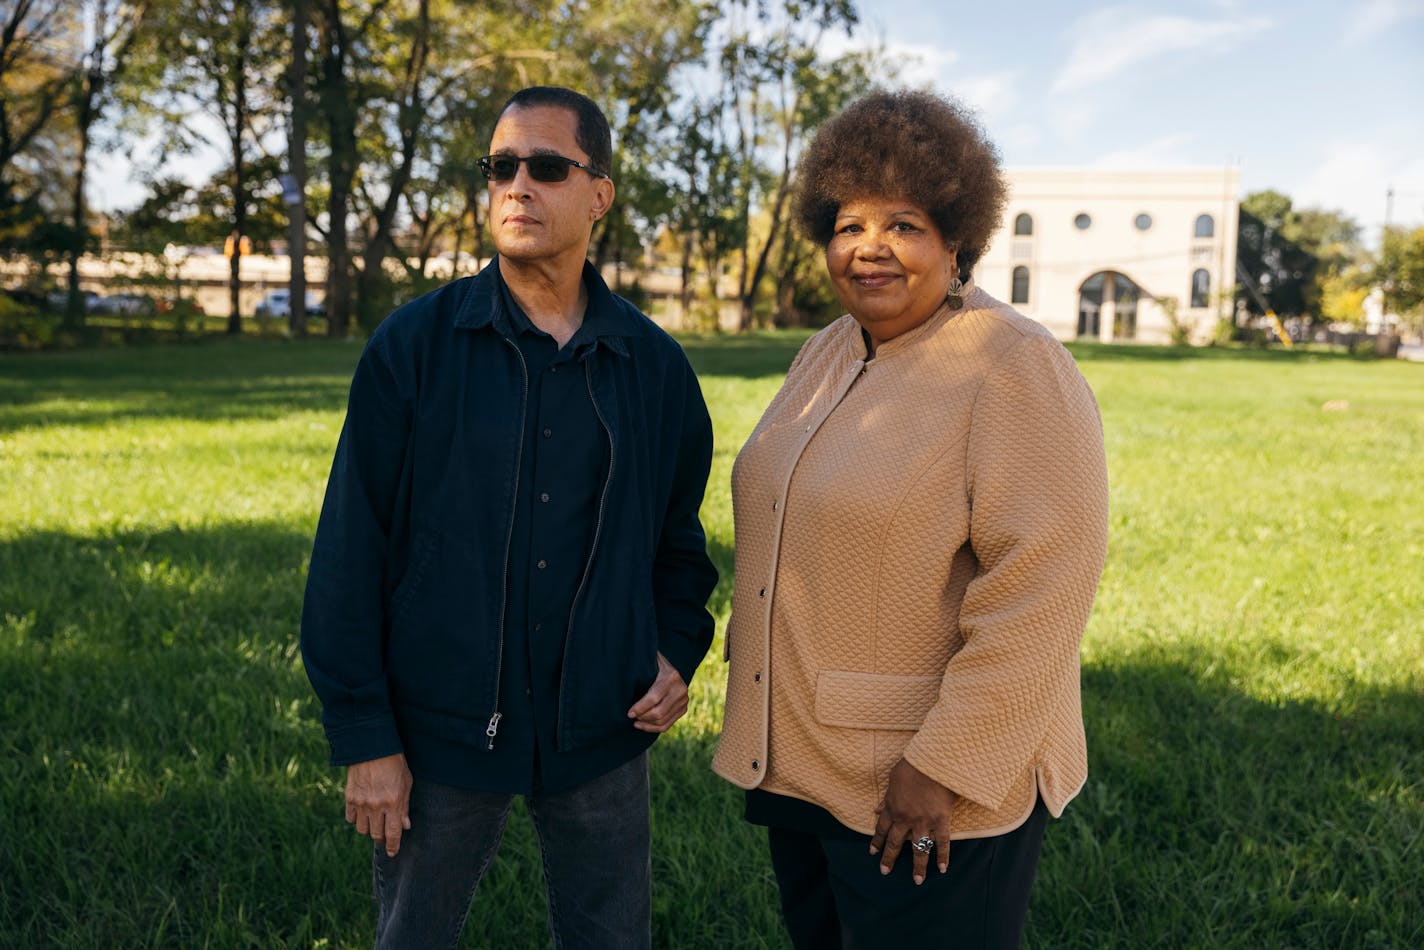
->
[486, 105, 613, 267]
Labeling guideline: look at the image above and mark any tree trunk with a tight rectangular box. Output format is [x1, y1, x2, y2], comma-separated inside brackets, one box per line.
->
[354, 0, 431, 330]
[65, 10, 107, 333]
[287, 0, 309, 337]
[65, 96, 92, 332]
[227, 55, 247, 336]
[678, 236, 694, 322]
[319, 0, 354, 337]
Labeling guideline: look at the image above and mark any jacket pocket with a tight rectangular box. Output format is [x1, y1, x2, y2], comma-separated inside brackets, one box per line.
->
[814, 670, 942, 731]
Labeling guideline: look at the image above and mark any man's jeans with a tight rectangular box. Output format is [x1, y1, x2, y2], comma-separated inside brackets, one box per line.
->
[373, 752, 651, 950]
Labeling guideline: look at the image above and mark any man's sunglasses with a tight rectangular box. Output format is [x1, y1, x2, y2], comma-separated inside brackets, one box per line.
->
[478, 153, 608, 183]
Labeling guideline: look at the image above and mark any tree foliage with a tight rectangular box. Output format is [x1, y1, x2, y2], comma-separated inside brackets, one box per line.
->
[1377, 225, 1424, 333]
[13, 2, 1417, 339]
[0, 0, 78, 254]
[1236, 190, 1365, 324]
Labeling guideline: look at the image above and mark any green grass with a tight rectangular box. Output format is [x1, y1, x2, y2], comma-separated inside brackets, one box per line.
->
[1, 335, 1421, 948]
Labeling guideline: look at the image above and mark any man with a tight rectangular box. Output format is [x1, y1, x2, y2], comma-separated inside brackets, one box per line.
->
[300, 86, 718, 948]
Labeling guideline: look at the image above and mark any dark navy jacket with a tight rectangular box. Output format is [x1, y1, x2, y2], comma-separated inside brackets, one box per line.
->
[300, 260, 718, 777]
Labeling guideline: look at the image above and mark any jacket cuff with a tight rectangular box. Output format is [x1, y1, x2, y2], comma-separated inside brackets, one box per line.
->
[657, 631, 708, 688]
[324, 716, 405, 767]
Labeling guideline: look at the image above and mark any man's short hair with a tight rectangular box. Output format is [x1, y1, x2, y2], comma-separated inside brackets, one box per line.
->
[496, 86, 613, 179]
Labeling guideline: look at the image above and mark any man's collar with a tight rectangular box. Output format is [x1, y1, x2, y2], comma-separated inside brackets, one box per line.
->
[453, 256, 633, 357]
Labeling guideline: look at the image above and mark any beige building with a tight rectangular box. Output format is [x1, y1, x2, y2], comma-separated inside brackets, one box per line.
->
[976, 168, 1240, 344]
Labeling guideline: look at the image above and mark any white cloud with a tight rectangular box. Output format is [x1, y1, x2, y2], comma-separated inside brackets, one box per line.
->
[948, 72, 1020, 124]
[1088, 133, 1198, 168]
[1292, 142, 1424, 234]
[1345, 0, 1424, 44]
[1052, 7, 1272, 93]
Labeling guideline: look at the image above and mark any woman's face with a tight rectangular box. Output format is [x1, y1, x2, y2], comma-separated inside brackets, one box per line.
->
[825, 197, 958, 348]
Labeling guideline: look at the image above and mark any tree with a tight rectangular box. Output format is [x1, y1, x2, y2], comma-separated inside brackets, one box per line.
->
[138, 0, 286, 333]
[0, 0, 76, 256]
[63, 1, 147, 329]
[285, 0, 310, 336]
[1236, 190, 1363, 324]
[1377, 225, 1424, 333]
[1237, 190, 1314, 319]
[702, 0, 877, 330]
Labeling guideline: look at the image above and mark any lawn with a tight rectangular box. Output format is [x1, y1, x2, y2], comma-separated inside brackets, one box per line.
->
[1, 335, 1421, 948]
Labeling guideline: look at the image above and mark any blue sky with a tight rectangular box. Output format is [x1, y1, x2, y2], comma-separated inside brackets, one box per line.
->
[839, 0, 1424, 239]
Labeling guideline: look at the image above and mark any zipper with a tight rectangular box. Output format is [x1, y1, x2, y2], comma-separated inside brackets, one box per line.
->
[488, 336, 530, 750]
[555, 358, 616, 743]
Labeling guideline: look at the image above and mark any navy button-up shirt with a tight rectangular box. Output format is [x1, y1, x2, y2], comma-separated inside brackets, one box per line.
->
[484, 281, 618, 793]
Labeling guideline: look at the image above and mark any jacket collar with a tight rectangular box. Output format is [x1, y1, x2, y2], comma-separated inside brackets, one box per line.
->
[453, 256, 634, 358]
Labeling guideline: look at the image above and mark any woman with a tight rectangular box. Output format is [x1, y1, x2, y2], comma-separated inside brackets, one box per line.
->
[712, 90, 1110, 948]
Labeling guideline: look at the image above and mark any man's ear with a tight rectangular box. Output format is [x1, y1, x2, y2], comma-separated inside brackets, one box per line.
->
[591, 178, 615, 221]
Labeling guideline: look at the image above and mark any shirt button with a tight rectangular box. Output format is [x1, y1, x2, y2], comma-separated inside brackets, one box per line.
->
[534, 622, 542, 632]
[549, 366, 557, 373]
[537, 559, 548, 569]
[540, 492, 550, 503]
[543, 427, 552, 438]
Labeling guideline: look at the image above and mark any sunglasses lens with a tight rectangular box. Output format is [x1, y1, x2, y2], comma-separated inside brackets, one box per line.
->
[480, 155, 585, 182]
[527, 157, 571, 182]
[483, 157, 519, 181]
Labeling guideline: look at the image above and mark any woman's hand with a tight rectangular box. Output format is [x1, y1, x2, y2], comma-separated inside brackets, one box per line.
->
[869, 757, 956, 884]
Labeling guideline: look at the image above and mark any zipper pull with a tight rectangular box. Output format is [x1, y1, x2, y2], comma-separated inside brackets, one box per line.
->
[485, 712, 503, 750]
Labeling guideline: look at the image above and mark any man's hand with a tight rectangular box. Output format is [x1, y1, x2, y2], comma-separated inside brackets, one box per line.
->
[627, 652, 688, 733]
[869, 757, 956, 885]
[345, 753, 413, 857]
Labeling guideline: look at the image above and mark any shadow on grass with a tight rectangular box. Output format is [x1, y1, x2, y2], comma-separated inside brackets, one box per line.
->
[0, 520, 783, 948]
[0, 338, 360, 434]
[5, 521, 1420, 947]
[1064, 341, 1385, 364]
[1031, 647, 1423, 948]
[0, 332, 807, 435]
[681, 331, 810, 380]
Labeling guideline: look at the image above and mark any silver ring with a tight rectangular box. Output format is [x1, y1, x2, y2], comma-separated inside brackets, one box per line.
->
[912, 834, 934, 854]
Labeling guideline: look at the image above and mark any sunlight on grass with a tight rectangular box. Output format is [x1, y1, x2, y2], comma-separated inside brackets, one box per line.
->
[1, 337, 1421, 947]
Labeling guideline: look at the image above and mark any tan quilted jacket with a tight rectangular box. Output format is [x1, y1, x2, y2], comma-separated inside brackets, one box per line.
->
[711, 282, 1109, 839]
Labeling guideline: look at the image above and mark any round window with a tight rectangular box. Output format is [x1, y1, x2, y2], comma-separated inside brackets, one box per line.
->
[1135, 213, 1152, 231]
[1074, 213, 1092, 230]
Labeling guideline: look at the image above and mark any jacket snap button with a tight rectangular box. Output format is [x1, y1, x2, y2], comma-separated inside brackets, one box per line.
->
[751, 759, 759, 771]
[771, 500, 778, 511]
[758, 588, 766, 598]
[753, 672, 761, 683]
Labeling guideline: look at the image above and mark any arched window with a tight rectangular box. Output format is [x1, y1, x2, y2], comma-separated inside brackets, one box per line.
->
[1011, 266, 1030, 304]
[1013, 213, 1033, 236]
[1194, 214, 1215, 239]
[1191, 269, 1210, 308]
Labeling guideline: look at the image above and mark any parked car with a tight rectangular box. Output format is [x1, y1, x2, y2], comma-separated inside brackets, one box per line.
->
[44, 289, 102, 311]
[255, 290, 325, 318]
[90, 292, 156, 316]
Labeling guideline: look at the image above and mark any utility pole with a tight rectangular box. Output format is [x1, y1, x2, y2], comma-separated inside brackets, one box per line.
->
[285, 0, 309, 337]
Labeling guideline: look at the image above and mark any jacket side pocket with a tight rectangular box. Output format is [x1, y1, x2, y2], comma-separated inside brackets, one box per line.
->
[814, 670, 942, 731]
